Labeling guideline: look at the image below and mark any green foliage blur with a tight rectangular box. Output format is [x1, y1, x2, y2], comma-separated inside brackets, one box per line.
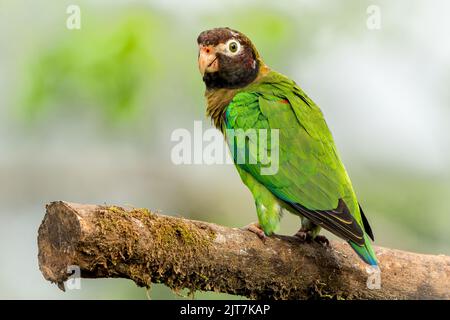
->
[21, 11, 161, 122]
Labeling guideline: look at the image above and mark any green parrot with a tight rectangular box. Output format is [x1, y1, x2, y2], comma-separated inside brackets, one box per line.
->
[197, 27, 377, 266]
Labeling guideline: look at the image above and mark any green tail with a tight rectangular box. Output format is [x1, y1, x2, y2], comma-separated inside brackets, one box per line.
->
[349, 233, 378, 266]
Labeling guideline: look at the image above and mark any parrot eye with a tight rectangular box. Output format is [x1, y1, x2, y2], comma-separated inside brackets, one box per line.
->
[227, 40, 240, 54]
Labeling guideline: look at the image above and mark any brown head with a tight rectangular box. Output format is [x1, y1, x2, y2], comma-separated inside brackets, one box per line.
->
[197, 27, 262, 90]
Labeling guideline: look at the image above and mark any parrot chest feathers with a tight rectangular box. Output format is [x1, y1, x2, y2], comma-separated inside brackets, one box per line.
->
[205, 88, 238, 129]
[205, 65, 272, 129]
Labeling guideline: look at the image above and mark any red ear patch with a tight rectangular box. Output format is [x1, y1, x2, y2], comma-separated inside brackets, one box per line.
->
[279, 99, 289, 104]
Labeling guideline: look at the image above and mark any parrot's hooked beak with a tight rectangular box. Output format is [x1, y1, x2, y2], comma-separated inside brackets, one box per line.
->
[198, 45, 219, 76]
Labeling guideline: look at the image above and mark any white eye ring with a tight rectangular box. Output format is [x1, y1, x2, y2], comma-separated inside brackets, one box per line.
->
[225, 39, 241, 55]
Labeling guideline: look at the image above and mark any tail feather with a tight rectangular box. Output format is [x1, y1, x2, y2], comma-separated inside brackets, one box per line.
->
[349, 233, 378, 266]
[359, 204, 374, 241]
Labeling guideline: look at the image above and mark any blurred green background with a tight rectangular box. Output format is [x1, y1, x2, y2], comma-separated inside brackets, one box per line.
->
[0, 0, 449, 299]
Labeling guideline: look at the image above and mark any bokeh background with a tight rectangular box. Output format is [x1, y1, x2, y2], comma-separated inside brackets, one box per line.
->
[1, 0, 449, 299]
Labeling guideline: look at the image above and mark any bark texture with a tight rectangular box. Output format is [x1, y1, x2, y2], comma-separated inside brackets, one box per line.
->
[37, 201, 450, 299]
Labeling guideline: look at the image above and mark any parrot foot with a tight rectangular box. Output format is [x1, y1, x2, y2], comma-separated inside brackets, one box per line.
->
[313, 235, 330, 247]
[293, 229, 310, 241]
[294, 229, 329, 247]
[241, 222, 267, 241]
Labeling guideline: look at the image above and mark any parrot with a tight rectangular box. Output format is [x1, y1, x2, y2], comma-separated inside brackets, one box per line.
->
[197, 27, 377, 266]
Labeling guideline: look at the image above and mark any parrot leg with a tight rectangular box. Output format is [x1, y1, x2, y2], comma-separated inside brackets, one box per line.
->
[241, 222, 267, 241]
[236, 166, 282, 237]
[294, 217, 329, 246]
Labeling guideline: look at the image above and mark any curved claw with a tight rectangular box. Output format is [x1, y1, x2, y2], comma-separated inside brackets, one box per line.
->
[241, 222, 267, 241]
[294, 229, 311, 242]
[314, 235, 330, 247]
[294, 229, 329, 247]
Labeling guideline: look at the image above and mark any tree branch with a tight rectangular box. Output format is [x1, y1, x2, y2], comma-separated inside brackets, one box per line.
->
[37, 201, 449, 299]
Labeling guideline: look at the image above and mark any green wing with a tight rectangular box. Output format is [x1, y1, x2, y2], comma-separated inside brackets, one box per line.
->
[224, 71, 370, 245]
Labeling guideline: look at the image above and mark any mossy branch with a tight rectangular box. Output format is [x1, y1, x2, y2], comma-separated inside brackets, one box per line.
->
[37, 201, 450, 299]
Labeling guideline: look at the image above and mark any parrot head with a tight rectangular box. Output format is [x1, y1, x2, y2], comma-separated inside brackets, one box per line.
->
[197, 27, 262, 89]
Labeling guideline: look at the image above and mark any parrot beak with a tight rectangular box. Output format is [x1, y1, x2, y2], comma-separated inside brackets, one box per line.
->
[198, 45, 219, 76]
